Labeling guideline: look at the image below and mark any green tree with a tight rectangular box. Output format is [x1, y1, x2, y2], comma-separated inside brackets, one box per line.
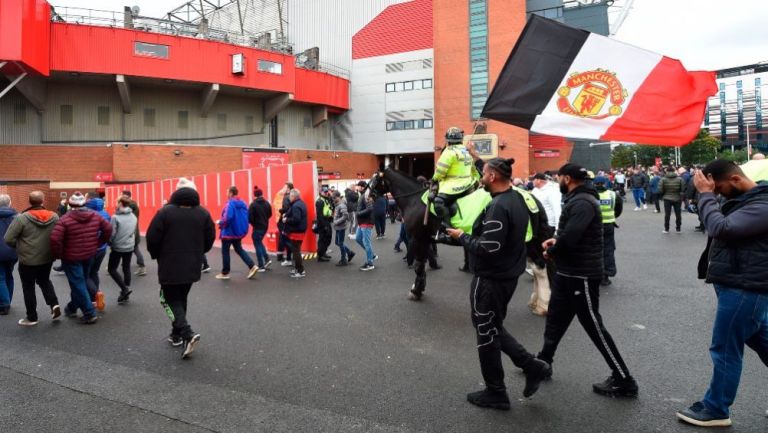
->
[717, 149, 749, 163]
[680, 129, 720, 166]
[611, 145, 634, 168]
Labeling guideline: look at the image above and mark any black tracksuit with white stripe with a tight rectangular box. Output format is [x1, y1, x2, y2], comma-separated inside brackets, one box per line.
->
[540, 185, 633, 380]
[459, 187, 539, 392]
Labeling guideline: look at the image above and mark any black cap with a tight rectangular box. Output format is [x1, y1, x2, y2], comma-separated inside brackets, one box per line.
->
[558, 163, 589, 180]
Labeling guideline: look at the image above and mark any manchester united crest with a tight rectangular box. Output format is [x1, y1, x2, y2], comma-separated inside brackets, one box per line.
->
[556, 69, 628, 119]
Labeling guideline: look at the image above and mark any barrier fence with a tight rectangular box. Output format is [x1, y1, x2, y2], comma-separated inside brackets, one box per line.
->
[105, 161, 319, 253]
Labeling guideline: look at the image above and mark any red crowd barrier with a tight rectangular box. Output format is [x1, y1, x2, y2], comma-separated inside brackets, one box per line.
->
[105, 161, 319, 253]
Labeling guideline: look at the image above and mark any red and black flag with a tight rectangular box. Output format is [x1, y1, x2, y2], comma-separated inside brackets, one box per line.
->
[481, 15, 717, 146]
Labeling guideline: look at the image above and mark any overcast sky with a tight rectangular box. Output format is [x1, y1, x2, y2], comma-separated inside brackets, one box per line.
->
[52, 0, 768, 71]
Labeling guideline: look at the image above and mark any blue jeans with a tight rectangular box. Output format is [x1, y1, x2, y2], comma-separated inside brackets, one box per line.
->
[631, 188, 645, 207]
[395, 223, 408, 249]
[62, 259, 95, 318]
[251, 230, 269, 267]
[0, 260, 16, 308]
[355, 226, 375, 265]
[221, 238, 255, 274]
[335, 229, 353, 261]
[701, 285, 768, 417]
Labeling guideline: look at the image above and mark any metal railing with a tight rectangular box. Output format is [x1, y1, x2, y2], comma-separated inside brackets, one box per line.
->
[49, 5, 350, 79]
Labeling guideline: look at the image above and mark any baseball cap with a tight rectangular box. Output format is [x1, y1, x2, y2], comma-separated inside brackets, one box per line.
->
[558, 163, 589, 180]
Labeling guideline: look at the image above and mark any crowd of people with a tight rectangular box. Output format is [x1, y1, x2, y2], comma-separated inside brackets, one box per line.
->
[1, 140, 766, 427]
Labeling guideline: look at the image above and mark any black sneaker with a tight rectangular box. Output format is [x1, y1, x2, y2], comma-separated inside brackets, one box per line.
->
[592, 375, 638, 398]
[676, 402, 732, 427]
[167, 334, 184, 347]
[466, 389, 510, 411]
[347, 251, 355, 262]
[600, 276, 612, 286]
[360, 263, 375, 271]
[182, 334, 201, 359]
[64, 307, 78, 318]
[336, 260, 348, 266]
[0, 306, 9, 315]
[523, 358, 551, 398]
[117, 289, 133, 304]
[51, 305, 61, 320]
[394, 247, 402, 252]
[317, 256, 331, 262]
[80, 315, 98, 325]
[372, 255, 379, 261]
[201, 265, 211, 273]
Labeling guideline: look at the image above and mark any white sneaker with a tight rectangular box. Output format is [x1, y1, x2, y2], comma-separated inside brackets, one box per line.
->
[662, 230, 669, 234]
[643, 204, 647, 210]
[247, 266, 259, 279]
[215, 273, 231, 280]
[634, 207, 640, 211]
[18, 318, 38, 327]
[280, 260, 293, 267]
[348, 234, 356, 239]
[264, 260, 273, 269]
[290, 271, 306, 279]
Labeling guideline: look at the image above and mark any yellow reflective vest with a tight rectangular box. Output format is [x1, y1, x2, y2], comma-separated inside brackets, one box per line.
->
[432, 144, 476, 195]
[317, 196, 332, 218]
[513, 187, 536, 243]
[598, 190, 616, 224]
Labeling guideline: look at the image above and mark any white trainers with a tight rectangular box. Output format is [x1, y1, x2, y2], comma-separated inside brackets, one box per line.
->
[215, 273, 231, 280]
[634, 207, 640, 211]
[247, 266, 259, 279]
[18, 318, 38, 327]
[643, 204, 647, 210]
[280, 260, 293, 267]
[662, 230, 669, 234]
[290, 271, 306, 279]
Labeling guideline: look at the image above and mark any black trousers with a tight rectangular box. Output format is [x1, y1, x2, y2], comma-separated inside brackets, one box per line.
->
[539, 274, 632, 379]
[374, 214, 387, 236]
[470, 276, 535, 392]
[317, 224, 332, 257]
[160, 283, 193, 339]
[603, 224, 617, 277]
[18, 262, 59, 322]
[290, 239, 304, 273]
[108, 250, 133, 292]
[663, 200, 682, 231]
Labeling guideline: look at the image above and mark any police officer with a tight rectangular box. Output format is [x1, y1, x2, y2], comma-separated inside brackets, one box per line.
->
[540, 163, 638, 398]
[432, 127, 479, 231]
[447, 157, 550, 410]
[594, 176, 623, 286]
[315, 187, 334, 262]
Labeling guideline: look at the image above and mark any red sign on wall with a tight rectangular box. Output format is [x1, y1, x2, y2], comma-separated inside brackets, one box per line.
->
[242, 149, 290, 169]
[318, 172, 341, 180]
[94, 172, 114, 182]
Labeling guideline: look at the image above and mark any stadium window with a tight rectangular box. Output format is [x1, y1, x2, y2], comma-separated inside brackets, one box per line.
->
[403, 81, 414, 91]
[97, 106, 110, 126]
[178, 111, 189, 129]
[60, 105, 73, 125]
[13, 103, 26, 125]
[245, 115, 255, 133]
[414, 80, 423, 90]
[394, 121, 405, 130]
[385, 83, 396, 93]
[404, 120, 414, 130]
[423, 79, 433, 89]
[217, 113, 227, 131]
[143, 108, 156, 127]
[134, 41, 169, 59]
[468, 0, 488, 120]
[424, 119, 433, 129]
[395, 82, 404, 92]
[386, 121, 395, 131]
[258, 60, 283, 74]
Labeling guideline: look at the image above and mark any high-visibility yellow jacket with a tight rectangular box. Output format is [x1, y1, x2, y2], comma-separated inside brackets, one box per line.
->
[432, 144, 476, 195]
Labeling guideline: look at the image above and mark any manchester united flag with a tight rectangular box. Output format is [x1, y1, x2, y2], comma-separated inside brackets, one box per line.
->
[481, 15, 718, 146]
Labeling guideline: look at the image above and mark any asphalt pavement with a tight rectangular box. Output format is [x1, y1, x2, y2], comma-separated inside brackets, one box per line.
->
[1, 206, 766, 433]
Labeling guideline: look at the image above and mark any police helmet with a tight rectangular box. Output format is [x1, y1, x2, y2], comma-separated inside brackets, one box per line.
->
[445, 127, 464, 144]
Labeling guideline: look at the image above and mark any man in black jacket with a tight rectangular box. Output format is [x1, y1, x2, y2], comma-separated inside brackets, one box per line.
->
[146, 180, 215, 359]
[315, 187, 333, 262]
[540, 163, 638, 397]
[447, 157, 550, 410]
[282, 189, 308, 278]
[248, 187, 272, 271]
[676, 160, 768, 427]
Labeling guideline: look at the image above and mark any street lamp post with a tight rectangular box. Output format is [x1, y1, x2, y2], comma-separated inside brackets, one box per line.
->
[633, 151, 637, 167]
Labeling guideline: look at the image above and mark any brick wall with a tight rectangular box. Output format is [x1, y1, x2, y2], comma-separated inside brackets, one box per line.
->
[433, 0, 530, 176]
[0, 182, 53, 212]
[0, 145, 112, 181]
[0, 144, 381, 184]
